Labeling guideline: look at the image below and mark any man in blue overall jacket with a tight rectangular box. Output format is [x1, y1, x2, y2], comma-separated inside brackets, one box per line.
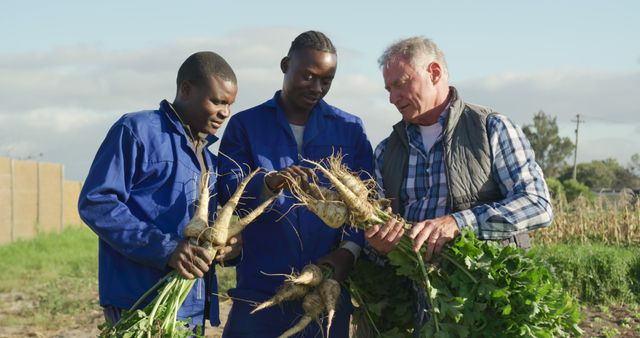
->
[78, 51, 240, 333]
[218, 31, 374, 337]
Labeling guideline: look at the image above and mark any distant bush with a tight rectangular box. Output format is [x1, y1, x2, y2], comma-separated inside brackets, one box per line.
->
[546, 177, 565, 201]
[562, 179, 595, 202]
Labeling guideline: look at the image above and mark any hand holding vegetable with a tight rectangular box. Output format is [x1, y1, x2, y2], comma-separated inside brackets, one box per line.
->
[279, 154, 582, 337]
[168, 239, 213, 279]
[265, 165, 315, 192]
[99, 169, 278, 337]
[364, 209, 405, 255]
[214, 234, 242, 263]
[409, 214, 459, 261]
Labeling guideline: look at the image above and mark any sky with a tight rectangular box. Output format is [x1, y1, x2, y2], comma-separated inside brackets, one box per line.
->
[1, 1, 638, 181]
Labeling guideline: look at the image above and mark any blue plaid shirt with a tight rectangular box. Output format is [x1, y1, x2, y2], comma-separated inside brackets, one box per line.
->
[374, 111, 552, 238]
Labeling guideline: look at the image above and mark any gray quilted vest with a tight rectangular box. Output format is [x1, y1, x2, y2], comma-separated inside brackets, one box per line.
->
[381, 87, 530, 247]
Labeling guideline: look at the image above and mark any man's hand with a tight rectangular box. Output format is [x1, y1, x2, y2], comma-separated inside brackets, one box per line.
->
[265, 165, 315, 192]
[364, 212, 405, 255]
[168, 239, 213, 279]
[317, 248, 355, 282]
[409, 215, 460, 261]
[215, 234, 243, 264]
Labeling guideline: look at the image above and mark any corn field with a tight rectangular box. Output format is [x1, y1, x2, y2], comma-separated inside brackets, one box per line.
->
[535, 191, 640, 245]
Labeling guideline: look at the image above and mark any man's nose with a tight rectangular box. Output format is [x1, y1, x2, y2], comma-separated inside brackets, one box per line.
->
[389, 90, 400, 105]
[219, 106, 230, 119]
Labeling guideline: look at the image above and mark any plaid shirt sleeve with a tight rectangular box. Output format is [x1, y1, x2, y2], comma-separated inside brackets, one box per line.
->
[451, 114, 553, 239]
[373, 138, 389, 199]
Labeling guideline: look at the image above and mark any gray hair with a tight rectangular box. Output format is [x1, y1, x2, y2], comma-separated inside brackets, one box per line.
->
[378, 36, 448, 76]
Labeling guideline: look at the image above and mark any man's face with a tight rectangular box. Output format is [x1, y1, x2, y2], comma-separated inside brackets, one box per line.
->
[183, 75, 237, 135]
[383, 56, 437, 123]
[281, 48, 337, 113]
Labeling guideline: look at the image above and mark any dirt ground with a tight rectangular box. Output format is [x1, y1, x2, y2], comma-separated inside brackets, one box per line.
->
[0, 292, 229, 338]
[1, 294, 638, 338]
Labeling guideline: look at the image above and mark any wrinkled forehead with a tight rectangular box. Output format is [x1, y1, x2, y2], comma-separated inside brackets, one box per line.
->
[383, 55, 414, 79]
[384, 53, 413, 70]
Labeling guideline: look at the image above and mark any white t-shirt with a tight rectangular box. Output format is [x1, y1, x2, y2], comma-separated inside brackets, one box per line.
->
[289, 123, 305, 154]
[419, 123, 443, 154]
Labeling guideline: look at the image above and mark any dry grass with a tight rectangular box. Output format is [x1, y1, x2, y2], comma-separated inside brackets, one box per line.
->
[535, 191, 640, 245]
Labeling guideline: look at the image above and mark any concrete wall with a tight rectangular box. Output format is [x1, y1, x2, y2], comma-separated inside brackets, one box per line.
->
[0, 158, 12, 245]
[0, 157, 83, 245]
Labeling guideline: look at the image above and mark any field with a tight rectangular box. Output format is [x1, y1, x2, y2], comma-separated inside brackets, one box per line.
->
[0, 196, 639, 337]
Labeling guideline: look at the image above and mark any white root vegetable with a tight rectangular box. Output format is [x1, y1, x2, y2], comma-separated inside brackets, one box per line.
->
[287, 264, 324, 287]
[250, 283, 309, 314]
[285, 174, 349, 229]
[185, 168, 277, 258]
[306, 200, 349, 229]
[278, 290, 325, 338]
[209, 168, 260, 245]
[326, 154, 376, 199]
[303, 158, 382, 225]
[318, 278, 341, 337]
[183, 171, 211, 240]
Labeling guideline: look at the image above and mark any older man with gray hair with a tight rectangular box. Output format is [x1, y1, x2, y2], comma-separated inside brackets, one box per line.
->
[365, 36, 552, 259]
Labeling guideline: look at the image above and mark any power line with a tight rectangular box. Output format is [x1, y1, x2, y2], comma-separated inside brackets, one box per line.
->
[571, 114, 586, 180]
[579, 114, 627, 124]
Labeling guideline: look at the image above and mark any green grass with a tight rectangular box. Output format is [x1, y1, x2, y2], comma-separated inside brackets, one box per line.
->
[531, 243, 640, 305]
[0, 225, 239, 333]
[4, 226, 637, 335]
[216, 266, 236, 299]
[0, 225, 100, 329]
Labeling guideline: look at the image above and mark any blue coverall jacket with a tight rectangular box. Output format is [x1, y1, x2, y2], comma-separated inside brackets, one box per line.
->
[78, 100, 222, 328]
[218, 91, 374, 337]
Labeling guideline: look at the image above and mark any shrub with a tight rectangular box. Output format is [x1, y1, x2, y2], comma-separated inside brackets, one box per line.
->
[562, 179, 595, 202]
[546, 177, 565, 201]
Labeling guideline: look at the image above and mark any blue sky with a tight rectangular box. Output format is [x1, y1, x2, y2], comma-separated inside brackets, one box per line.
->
[1, 1, 639, 180]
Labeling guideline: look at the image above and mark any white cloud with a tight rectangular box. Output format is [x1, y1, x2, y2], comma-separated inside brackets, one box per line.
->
[456, 69, 640, 166]
[0, 28, 638, 180]
[17, 108, 111, 132]
[458, 69, 640, 125]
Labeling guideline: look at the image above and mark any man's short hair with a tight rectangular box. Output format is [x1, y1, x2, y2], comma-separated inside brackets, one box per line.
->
[378, 36, 448, 75]
[176, 51, 237, 88]
[287, 31, 336, 56]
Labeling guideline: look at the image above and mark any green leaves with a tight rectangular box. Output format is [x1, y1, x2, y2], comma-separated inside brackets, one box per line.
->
[98, 272, 203, 338]
[350, 229, 583, 337]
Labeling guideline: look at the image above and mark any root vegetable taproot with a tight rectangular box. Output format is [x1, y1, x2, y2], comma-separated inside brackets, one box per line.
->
[287, 264, 324, 287]
[326, 153, 376, 199]
[102, 168, 277, 338]
[184, 168, 277, 258]
[209, 168, 260, 245]
[303, 158, 382, 225]
[278, 290, 325, 338]
[306, 200, 349, 229]
[250, 283, 309, 314]
[284, 174, 349, 229]
[302, 179, 342, 201]
[318, 278, 340, 337]
[182, 171, 211, 241]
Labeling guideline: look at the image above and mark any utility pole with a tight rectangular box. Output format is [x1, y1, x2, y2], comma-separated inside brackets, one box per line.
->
[571, 114, 584, 180]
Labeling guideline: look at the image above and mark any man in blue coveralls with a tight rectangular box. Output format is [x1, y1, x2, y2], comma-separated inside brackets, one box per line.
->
[78, 51, 241, 333]
[218, 31, 374, 337]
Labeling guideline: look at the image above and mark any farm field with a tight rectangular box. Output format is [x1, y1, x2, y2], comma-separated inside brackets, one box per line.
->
[1, 196, 639, 338]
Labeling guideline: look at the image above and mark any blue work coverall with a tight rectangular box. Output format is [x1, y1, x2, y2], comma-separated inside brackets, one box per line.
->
[78, 100, 223, 328]
[218, 91, 374, 337]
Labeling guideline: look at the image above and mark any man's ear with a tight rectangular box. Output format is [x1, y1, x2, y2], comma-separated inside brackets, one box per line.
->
[427, 62, 443, 84]
[280, 56, 289, 74]
[178, 80, 191, 100]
